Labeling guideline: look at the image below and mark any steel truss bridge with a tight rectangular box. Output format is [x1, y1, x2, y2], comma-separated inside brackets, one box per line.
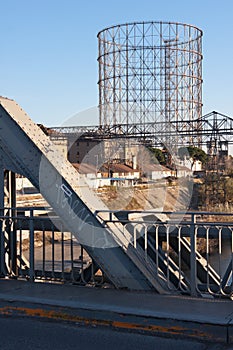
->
[0, 97, 233, 299]
[50, 111, 233, 151]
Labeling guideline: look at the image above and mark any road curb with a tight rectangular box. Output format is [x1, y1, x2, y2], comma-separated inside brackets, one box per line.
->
[0, 299, 230, 344]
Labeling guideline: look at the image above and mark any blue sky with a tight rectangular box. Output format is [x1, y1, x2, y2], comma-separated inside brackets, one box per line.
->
[0, 0, 232, 126]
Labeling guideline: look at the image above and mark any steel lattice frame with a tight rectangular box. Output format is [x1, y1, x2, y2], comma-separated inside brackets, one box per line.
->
[50, 111, 233, 150]
[97, 21, 203, 144]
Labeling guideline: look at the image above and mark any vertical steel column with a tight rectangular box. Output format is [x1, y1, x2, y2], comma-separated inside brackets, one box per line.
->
[9, 171, 17, 276]
[1, 170, 17, 276]
[4, 170, 16, 208]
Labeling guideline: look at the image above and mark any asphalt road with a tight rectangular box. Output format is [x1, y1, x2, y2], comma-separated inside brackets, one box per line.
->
[0, 316, 231, 350]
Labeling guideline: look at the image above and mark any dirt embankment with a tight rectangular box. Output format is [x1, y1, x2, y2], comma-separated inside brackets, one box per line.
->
[97, 181, 193, 212]
[16, 179, 193, 213]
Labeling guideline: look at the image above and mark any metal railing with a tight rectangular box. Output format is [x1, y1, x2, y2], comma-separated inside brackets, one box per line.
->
[0, 207, 105, 286]
[1, 207, 233, 298]
[96, 210, 233, 298]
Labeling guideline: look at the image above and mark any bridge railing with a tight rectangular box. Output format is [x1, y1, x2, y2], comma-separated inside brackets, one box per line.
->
[0, 207, 105, 286]
[96, 210, 233, 298]
[1, 207, 233, 298]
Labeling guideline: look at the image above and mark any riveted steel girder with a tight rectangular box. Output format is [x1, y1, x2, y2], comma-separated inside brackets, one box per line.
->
[0, 96, 168, 292]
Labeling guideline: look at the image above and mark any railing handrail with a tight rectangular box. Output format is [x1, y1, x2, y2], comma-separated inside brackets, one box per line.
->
[1, 206, 233, 298]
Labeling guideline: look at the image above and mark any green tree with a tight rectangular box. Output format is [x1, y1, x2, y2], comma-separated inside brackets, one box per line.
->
[148, 147, 166, 165]
[178, 146, 207, 169]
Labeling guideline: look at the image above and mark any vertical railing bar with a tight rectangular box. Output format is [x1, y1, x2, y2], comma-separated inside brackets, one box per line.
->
[144, 226, 148, 262]
[178, 225, 188, 293]
[206, 226, 210, 292]
[91, 257, 94, 283]
[155, 225, 159, 277]
[9, 219, 14, 276]
[42, 228, 45, 277]
[134, 225, 137, 249]
[61, 231, 64, 280]
[190, 213, 197, 296]
[0, 217, 5, 276]
[70, 232, 74, 281]
[29, 209, 35, 282]
[80, 246, 86, 284]
[52, 225, 55, 279]
[219, 227, 227, 296]
[218, 227, 222, 291]
[166, 225, 170, 287]
[178, 226, 182, 289]
[19, 227, 22, 273]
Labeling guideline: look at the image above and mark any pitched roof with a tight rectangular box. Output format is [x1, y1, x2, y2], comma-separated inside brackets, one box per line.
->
[101, 163, 139, 173]
[72, 163, 97, 174]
